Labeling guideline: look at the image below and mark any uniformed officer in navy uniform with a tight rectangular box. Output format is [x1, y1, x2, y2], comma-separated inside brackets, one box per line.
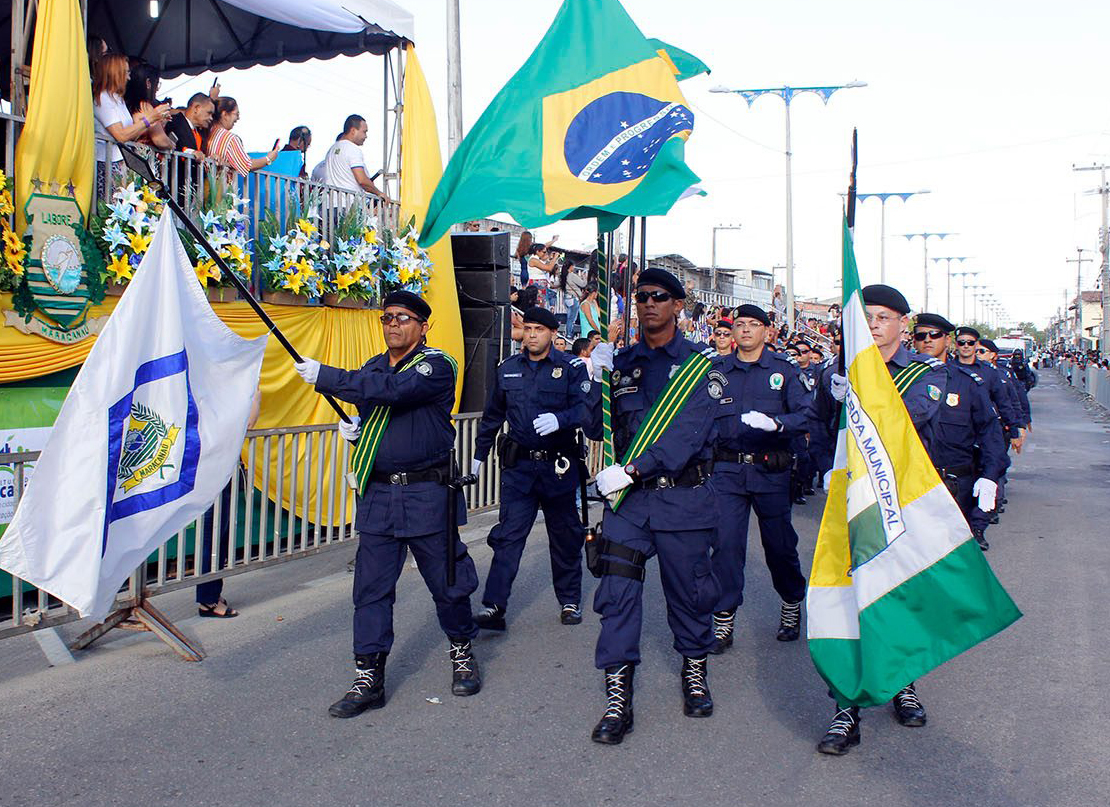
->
[820, 283, 947, 755]
[788, 337, 820, 503]
[292, 290, 482, 718]
[912, 314, 1009, 551]
[587, 267, 721, 745]
[706, 305, 813, 656]
[810, 326, 842, 487]
[979, 338, 1032, 521]
[472, 306, 592, 630]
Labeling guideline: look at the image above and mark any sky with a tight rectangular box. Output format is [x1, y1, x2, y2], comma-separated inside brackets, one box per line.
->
[158, 0, 1110, 329]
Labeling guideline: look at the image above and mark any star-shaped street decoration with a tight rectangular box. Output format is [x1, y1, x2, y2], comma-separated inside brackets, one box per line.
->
[65, 182, 76, 197]
[48, 181, 60, 195]
[31, 177, 43, 192]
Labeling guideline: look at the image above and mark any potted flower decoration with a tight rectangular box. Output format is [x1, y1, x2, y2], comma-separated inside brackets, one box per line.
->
[0, 170, 28, 293]
[96, 180, 164, 294]
[258, 213, 327, 306]
[380, 217, 435, 297]
[194, 186, 252, 302]
[322, 206, 381, 309]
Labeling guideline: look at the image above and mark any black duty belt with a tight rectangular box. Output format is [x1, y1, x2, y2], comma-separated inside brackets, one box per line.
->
[714, 450, 760, 465]
[934, 463, 975, 479]
[368, 467, 447, 486]
[631, 462, 710, 491]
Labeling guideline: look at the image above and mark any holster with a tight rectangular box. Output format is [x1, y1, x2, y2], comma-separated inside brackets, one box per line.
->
[762, 449, 795, 473]
[584, 525, 646, 582]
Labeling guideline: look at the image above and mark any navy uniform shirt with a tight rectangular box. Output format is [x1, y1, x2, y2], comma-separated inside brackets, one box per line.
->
[712, 347, 815, 492]
[887, 345, 947, 453]
[797, 363, 821, 398]
[998, 360, 1032, 425]
[968, 359, 1023, 433]
[474, 348, 591, 461]
[934, 360, 1009, 482]
[315, 344, 461, 536]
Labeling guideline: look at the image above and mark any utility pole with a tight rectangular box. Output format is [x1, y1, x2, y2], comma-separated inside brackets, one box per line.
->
[1074, 163, 1110, 356]
[710, 224, 742, 293]
[1066, 247, 1094, 349]
[445, 0, 463, 158]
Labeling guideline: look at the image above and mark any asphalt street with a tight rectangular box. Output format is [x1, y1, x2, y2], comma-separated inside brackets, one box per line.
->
[0, 371, 1106, 807]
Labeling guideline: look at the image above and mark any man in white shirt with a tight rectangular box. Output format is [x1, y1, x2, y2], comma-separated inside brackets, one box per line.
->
[324, 115, 383, 198]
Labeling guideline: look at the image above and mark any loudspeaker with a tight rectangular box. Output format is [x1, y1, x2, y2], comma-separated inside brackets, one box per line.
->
[460, 336, 511, 412]
[451, 231, 510, 268]
[461, 304, 511, 341]
[456, 268, 511, 305]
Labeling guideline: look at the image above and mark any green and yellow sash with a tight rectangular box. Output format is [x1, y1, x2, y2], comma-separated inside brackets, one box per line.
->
[892, 360, 932, 398]
[348, 350, 457, 494]
[611, 350, 713, 511]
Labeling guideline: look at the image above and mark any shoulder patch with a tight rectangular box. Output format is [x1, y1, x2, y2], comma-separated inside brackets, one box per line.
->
[707, 369, 728, 385]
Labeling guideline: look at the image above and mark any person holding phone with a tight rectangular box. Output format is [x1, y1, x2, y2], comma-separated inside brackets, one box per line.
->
[205, 96, 280, 177]
[325, 114, 385, 198]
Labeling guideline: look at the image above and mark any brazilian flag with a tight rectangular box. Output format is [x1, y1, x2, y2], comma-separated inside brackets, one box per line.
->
[418, 0, 702, 246]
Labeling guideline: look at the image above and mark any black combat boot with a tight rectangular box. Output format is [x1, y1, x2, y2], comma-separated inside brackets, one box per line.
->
[681, 655, 713, 717]
[328, 652, 386, 718]
[473, 604, 506, 631]
[776, 599, 802, 642]
[591, 664, 634, 744]
[449, 637, 482, 696]
[560, 603, 583, 625]
[708, 610, 734, 655]
[892, 682, 927, 727]
[973, 529, 989, 551]
[816, 706, 861, 755]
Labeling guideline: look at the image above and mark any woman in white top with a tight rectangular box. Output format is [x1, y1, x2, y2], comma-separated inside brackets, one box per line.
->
[92, 54, 170, 197]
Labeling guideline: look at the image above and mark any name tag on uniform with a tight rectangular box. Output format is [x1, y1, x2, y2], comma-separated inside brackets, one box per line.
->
[503, 372, 522, 378]
[613, 385, 638, 398]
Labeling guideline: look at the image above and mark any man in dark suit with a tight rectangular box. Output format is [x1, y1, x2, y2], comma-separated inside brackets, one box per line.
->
[164, 92, 214, 205]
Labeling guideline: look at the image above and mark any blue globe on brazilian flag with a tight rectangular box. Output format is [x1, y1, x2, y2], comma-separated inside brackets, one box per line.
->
[420, 0, 705, 245]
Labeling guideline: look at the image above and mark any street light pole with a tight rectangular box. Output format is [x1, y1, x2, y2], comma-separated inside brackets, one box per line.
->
[1066, 248, 1094, 349]
[952, 269, 978, 324]
[711, 80, 866, 331]
[445, 0, 463, 157]
[1074, 163, 1110, 356]
[853, 191, 930, 283]
[900, 232, 955, 311]
[929, 256, 970, 320]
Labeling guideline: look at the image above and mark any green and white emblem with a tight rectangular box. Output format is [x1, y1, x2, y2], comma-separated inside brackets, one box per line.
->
[117, 402, 181, 493]
[769, 372, 784, 390]
[927, 384, 941, 401]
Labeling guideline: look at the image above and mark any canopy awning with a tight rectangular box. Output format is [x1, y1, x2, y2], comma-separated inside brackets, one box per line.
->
[3, 0, 414, 95]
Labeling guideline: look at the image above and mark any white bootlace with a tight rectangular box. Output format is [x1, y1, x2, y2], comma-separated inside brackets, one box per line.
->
[476, 606, 500, 619]
[449, 642, 473, 674]
[347, 667, 378, 696]
[827, 708, 857, 737]
[780, 600, 801, 629]
[562, 604, 581, 617]
[603, 665, 630, 719]
[896, 685, 922, 710]
[713, 612, 733, 640]
[683, 658, 708, 697]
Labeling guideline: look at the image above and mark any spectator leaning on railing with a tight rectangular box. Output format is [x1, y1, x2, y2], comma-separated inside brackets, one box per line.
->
[93, 53, 171, 195]
[124, 60, 175, 150]
[206, 96, 281, 177]
[324, 114, 385, 199]
[282, 125, 312, 178]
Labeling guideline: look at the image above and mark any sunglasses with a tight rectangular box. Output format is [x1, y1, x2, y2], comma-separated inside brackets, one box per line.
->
[912, 330, 946, 341]
[379, 312, 424, 325]
[635, 289, 673, 303]
[955, 339, 977, 347]
[714, 330, 731, 337]
[976, 348, 990, 354]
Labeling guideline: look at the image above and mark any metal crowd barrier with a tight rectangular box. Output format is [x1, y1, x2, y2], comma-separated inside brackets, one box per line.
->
[0, 417, 605, 641]
[1059, 361, 1110, 411]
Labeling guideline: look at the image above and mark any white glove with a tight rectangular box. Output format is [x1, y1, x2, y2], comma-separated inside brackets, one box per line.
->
[596, 464, 634, 502]
[471, 459, 483, 476]
[533, 412, 559, 436]
[294, 358, 321, 385]
[973, 478, 997, 512]
[741, 411, 778, 432]
[338, 415, 361, 443]
[830, 372, 849, 402]
[591, 342, 615, 381]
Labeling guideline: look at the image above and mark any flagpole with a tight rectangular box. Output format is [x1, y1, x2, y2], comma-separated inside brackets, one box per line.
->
[117, 144, 352, 423]
[597, 229, 615, 465]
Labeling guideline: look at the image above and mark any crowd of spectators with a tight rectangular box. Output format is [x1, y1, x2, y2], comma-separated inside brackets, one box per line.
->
[86, 38, 385, 203]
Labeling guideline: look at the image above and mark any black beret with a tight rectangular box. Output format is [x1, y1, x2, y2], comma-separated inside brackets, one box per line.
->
[715, 317, 733, 329]
[522, 306, 558, 330]
[733, 304, 770, 326]
[636, 267, 685, 299]
[979, 338, 999, 353]
[382, 290, 431, 320]
[915, 312, 954, 333]
[955, 326, 980, 340]
[861, 284, 910, 315]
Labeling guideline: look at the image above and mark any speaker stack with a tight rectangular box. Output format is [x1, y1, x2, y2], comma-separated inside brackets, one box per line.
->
[451, 232, 513, 412]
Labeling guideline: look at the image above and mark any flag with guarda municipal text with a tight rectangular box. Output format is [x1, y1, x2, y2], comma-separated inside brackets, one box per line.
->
[0, 211, 267, 622]
[418, 0, 701, 246]
[806, 218, 1021, 708]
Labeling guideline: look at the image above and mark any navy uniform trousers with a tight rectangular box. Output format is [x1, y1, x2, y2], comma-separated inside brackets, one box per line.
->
[594, 485, 719, 669]
[482, 459, 584, 609]
[352, 481, 478, 655]
[709, 468, 807, 612]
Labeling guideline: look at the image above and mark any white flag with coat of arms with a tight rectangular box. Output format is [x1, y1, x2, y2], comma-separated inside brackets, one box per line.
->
[0, 210, 267, 622]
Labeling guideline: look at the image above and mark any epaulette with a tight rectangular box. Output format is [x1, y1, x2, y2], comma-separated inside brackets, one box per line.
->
[769, 349, 799, 367]
[970, 372, 983, 384]
[700, 347, 717, 359]
[497, 353, 520, 368]
[568, 357, 585, 367]
[913, 354, 944, 368]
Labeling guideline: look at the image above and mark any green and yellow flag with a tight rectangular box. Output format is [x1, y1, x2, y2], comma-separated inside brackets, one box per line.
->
[419, 0, 700, 246]
[806, 218, 1021, 707]
[14, 0, 94, 232]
